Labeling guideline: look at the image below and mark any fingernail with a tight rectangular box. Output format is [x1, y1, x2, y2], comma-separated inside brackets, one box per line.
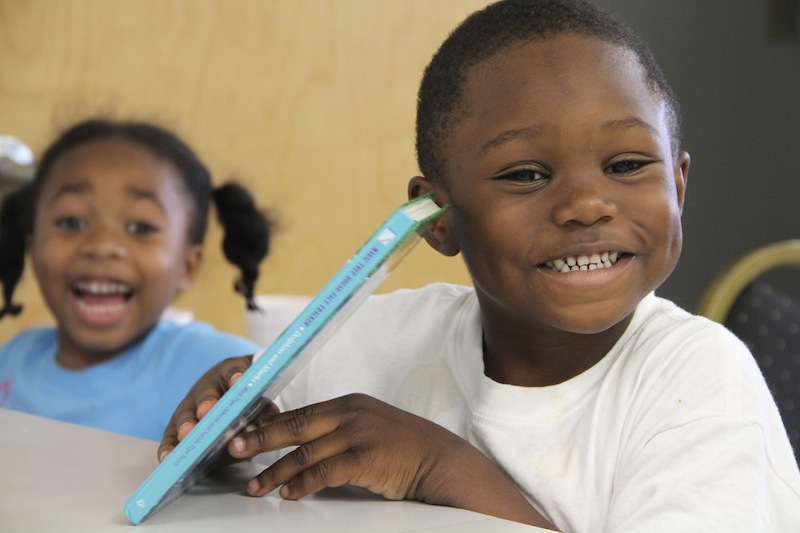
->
[231, 436, 245, 454]
[158, 449, 170, 463]
[177, 422, 193, 440]
[247, 478, 261, 495]
[197, 400, 214, 418]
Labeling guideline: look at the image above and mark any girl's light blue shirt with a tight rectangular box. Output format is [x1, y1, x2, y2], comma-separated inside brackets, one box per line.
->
[0, 320, 259, 441]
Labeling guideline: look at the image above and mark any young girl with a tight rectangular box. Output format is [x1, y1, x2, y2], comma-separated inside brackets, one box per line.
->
[159, 0, 800, 530]
[0, 118, 269, 441]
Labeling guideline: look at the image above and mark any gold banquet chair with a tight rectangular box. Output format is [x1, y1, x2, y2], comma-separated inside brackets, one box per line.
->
[697, 239, 800, 463]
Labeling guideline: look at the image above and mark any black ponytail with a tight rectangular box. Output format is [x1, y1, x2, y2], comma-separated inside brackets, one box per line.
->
[213, 182, 272, 311]
[0, 186, 31, 319]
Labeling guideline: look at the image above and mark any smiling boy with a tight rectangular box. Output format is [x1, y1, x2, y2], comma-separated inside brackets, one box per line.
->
[413, 33, 689, 387]
[160, 1, 800, 530]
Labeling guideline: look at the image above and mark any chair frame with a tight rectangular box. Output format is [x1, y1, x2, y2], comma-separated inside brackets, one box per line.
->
[696, 239, 800, 322]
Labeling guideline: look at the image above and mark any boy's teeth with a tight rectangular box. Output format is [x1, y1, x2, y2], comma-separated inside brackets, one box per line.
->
[545, 252, 620, 272]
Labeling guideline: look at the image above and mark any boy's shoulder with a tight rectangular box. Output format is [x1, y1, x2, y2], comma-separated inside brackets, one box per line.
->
[634, 293, 737, 343]
[369, 282, 475, 310]
[340, 282, 479, 347]
[625, 293, 759, 386]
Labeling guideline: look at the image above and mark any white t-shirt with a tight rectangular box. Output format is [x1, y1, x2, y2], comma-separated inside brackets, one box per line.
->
[276, 283, 800, 533]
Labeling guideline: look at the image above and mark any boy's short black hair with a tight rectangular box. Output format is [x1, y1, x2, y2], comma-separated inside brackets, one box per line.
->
[416, 0, 682, 183]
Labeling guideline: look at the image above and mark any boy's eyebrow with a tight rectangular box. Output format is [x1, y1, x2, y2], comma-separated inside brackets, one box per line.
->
[481, 116, 660, 154]
[600, 116, 660, 137]
[481, 125, 547, 153]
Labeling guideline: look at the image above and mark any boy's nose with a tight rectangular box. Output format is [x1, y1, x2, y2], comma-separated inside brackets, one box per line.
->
[79, 224, 128, 259]
[550, 178, 619, 227]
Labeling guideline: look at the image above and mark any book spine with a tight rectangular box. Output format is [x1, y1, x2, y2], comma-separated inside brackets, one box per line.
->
[125, 205, 423, 524]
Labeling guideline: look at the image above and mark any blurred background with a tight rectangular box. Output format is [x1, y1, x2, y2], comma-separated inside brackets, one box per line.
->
[1, 0, 798, 342]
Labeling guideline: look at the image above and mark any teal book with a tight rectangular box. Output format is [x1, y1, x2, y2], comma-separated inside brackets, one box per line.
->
[124, 193, 447, 525]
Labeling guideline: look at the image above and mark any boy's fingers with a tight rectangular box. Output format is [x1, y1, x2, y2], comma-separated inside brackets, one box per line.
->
[157, 400, 199, 459]
[247, 433, 352, 497]
[192, 356, 252, 417]
[227, 370, 245, 387]
[157, 439, 177, 463]
[157, 356, 254, 463]
[229, 402, 340, 457]
[220, 357, 251, 386]
[158, 426, 180, 463]
[177, 421, 196, 440]
[195, 397, 218, 419]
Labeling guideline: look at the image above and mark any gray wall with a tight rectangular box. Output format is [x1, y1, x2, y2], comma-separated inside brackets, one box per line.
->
[594, 0, 800, 312]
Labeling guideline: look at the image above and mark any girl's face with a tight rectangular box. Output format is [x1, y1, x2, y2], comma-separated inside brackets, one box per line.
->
[431, 35, 689, 343]
[30, 137, 203, 369]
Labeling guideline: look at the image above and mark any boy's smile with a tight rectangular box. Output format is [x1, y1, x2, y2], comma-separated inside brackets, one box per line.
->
[426, 34, 689, 384]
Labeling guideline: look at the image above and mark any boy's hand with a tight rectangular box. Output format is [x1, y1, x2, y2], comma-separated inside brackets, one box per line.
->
[157, 368, 554, 529]
[224, 393, 555, 530]
[228, 393, 465, 501]
[158, 355, 255, 463]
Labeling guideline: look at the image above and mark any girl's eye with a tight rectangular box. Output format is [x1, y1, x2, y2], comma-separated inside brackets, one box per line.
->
[127, 221, 158, 236]
[607, 159, 647, 174]
[55, 216, 85, 231]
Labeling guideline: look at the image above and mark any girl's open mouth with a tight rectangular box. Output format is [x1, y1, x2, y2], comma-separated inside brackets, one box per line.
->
[71, 280, 134, 322]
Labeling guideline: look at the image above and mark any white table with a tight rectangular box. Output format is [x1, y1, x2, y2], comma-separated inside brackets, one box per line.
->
[0, 409, 547, 532]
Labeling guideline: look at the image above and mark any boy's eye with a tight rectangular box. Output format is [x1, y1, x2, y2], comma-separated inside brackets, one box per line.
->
[127, 221, 158, 235]
[55, 216, 85, 231]
[607, 159, 647, 174]
[496, 168, 549, 186]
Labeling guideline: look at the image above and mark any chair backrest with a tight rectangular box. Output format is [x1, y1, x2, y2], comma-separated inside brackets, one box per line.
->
[697, 240, 800, 464]
[697, 240, 800, 322]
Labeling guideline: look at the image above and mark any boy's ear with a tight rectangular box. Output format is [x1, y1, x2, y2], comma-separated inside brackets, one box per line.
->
[408, 176, 460, 257]
[674, 150, 690, 212]
[178, 244, 204, 292]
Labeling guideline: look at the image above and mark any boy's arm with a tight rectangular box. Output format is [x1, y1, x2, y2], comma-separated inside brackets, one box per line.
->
[226, 393, 557, 530]
[158, 365, 556, 530]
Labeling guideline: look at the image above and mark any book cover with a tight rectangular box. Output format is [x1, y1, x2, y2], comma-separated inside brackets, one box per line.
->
[124, 193, 447, 525]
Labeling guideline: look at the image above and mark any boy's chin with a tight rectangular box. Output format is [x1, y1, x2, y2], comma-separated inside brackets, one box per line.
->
[548, 305, 638, 336]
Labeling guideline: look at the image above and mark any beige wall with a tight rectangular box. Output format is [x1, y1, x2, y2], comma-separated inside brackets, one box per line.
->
[0, 0, 483, 343]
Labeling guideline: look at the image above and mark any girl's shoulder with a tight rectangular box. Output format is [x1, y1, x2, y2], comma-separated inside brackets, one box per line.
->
[0, 326, 57, 354]
[142, 319, 259, 357]
[0, 327, 57, 376]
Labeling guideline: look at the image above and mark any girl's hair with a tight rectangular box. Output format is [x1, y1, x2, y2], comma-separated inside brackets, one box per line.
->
[0, 118, 272, 317]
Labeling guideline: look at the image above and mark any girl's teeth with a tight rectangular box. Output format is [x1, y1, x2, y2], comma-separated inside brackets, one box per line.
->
[545, 252, 621, 272]
[75, 281, 130, 295]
